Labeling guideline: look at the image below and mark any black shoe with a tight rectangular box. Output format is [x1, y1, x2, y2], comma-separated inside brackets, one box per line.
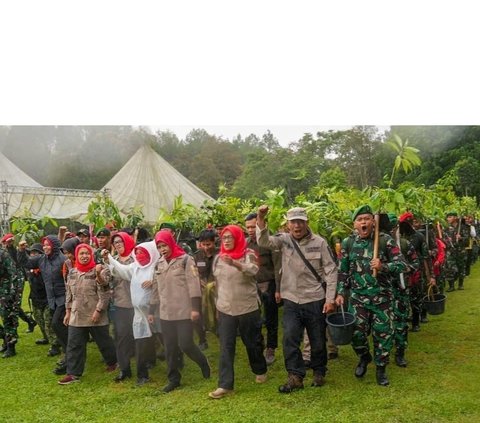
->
[47, 347, 61, 357]
[411, 325, 420, 332]
[162, 381, 180, 393]
[26, 320, 37, 333]
[136, 377, 150, 386]
[2, 344, 16, 358]
[198, 341, 208, 351]
[35, 338, 49, 345]
[114, 371, 132, 382]
[395, 350, 407, 367]
[53, 364, 67, 375]
[355, 353, 372, 378]
[376, 366, 389, 386]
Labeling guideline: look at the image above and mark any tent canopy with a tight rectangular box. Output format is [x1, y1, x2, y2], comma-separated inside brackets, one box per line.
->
[0, 152, 43, 187]
[102, 144, 213, 224]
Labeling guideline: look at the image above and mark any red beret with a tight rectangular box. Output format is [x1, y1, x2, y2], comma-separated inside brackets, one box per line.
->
[1, 233, 14, 243]
[399, 212, 414, 223]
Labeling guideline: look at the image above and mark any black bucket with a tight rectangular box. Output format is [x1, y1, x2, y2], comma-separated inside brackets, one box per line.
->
[423, 294, 446, 315]
[326, 306, 356, 345]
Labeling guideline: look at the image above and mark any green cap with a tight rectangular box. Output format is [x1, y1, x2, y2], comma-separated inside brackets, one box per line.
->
[160, 222, 176, 231]
[387, 212, 398, 226]
[446, 211, 458, 217]
[352, 205, 373, 221]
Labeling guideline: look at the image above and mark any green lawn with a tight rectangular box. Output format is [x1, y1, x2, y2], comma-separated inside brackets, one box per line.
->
[2, 264, 479, 423]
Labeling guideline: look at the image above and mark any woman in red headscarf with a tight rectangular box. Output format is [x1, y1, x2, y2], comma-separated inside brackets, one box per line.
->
[208, 225, 267, 399]
[58, 244, 117, 384]
[109, 232, 137, 382]
[147, 230, 210, 393]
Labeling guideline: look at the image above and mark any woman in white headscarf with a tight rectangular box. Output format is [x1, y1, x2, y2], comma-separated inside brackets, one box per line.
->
[102, 240, 160, 385]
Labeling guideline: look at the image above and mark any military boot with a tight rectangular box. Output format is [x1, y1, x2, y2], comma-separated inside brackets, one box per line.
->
[278, 373, 304, 393]
[411, 311, 420, 332]
[458, 279, 464, 290]
[26, 317, 37, 333]
[2, 342, 16, 358]
[395, 348, 407, 367]
[446, 281, 455, 292]
[376, 365, 389, 386]
[354, 352, 372, 378]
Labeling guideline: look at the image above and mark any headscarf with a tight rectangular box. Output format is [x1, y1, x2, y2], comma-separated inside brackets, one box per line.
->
[132, 240, 160, 269]
[112, 232, 135, 257]
[220, 225, 247, 260]
[74, 243, 96, 273]
[154, 230, 185, 260]
[41, 235, 62, 258]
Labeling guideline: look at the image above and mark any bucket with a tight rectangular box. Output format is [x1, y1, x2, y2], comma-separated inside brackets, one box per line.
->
[326, 305, 356, 345]
[423, 293, 446, 315]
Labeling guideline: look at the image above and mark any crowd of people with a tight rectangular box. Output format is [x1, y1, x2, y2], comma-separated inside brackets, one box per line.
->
[0, 206, 478, 396]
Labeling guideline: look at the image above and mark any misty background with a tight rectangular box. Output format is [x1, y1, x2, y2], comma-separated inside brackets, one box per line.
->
[0, 125, 478, 202]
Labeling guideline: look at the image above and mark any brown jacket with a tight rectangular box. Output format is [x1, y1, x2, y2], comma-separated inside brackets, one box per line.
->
[66, 268, 111, 327]
[213, 250, 260, 316]
[151, 254, 201, 321]
[110, 255, 134, 308]
[256, 226, 338, 304]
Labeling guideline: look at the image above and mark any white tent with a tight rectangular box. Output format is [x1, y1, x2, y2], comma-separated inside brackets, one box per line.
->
[0, 151, 99, 223]
[102, 144, 213, 224]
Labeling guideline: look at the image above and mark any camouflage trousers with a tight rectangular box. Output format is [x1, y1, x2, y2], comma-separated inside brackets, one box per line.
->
[349, 294, 394, 366]
[392, 286, 410, 350]
[0, 280, 19, 342]
[32, 303, 55, 342]
[444, 248, 466, 285]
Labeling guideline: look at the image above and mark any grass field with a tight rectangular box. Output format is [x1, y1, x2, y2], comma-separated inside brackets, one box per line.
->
[1, 264, 479, 423]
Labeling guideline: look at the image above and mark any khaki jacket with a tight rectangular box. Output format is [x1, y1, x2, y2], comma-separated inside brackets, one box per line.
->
[151, 254, 201, 321]
[213, 250, 260, 316]
[110, 256, 134, 308]
[256, 226, 337, 304]
[66, 268, 111, 327]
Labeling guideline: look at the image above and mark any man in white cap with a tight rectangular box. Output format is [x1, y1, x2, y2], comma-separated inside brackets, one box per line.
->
[256, 205, 337, 393]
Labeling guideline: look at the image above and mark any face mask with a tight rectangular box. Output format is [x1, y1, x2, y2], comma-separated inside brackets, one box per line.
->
[135, 248, 150, 266]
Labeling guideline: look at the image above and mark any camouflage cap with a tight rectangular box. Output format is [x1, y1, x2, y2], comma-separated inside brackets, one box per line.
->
[352, 205, 373, 221]
[286, 207, 308, 221]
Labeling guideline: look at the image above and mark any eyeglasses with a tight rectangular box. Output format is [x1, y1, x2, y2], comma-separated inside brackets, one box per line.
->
[222, 235, 234, 241]
[113, 240, 124, 245]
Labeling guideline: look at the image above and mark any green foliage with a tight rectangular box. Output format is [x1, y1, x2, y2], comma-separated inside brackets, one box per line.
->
[86, 194, 123, 230]
[386, 134, 422, 187]
[122, 205, 145, 229]
[10, 210, 58, 243]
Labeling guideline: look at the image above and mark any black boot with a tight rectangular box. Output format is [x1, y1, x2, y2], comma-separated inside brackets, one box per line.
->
[446, 281, 455, 292]
[395, 348, 407, 367]
[411, 311, 420, 332]
[458, 279, 464, 290]
[2, 342, 16, 358]
[26, 317, 37, 333]
[355, 352, 372, 378]
[376, 365, 389, 386]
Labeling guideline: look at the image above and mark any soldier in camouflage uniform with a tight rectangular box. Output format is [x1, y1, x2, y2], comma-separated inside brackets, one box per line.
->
[0, 245, 20, 358]
[336, 205, 406, 386]
[444, 212, 470, 291]
[387, 213, 420, 368]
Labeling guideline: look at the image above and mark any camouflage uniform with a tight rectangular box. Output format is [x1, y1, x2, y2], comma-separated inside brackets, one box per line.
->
[444, 221, 470, 290]
[338, 232, 406, 367]
[0, 247, 19, 355]
[392, 237, 419, 353]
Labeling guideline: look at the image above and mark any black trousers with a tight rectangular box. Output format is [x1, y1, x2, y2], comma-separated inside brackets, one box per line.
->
[66, 325, 117, 376]
[217, 309, 267, 390]
[135, 336, 155, 379]
[112, 307, 135, 374]
[282, 299, 327, 378]
[261, 280, 279, 350]
[161, 319, 208, 385]
[51, 304, 68, 353]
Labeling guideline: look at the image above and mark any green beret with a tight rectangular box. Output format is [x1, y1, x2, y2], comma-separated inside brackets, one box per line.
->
[96, 228, 111, 237]
[160, 222, 176, 231]
[352, 205, 373, 221]
[446, 211, 458, 217]
[387, 212, 398, 226]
